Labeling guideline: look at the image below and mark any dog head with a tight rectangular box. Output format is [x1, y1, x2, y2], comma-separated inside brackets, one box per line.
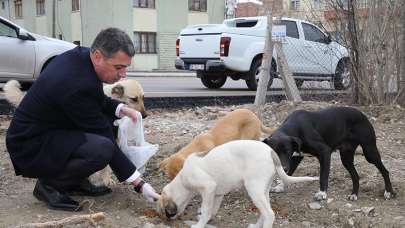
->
[107, 79, 147, 118]
[262, 134, 302, 171]
[156, 178, 194, 219]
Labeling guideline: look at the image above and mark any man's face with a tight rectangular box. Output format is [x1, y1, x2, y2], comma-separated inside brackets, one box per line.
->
[92, 49, 132, 84]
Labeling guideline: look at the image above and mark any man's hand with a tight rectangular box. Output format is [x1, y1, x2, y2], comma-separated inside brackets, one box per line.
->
[119, 105, 138, 122]
[141, 183, 160, 202]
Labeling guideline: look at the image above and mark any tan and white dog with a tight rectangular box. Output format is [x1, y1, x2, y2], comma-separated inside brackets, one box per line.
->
[159, 108, 275, 179]
[103, 79, 147, 118]
[157, 140, 318, 228]
[4, 79, 147, 117]
[3, 79, 147, 186]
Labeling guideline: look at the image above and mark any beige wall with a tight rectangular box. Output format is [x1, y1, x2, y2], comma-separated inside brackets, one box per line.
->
[71, 12, 82, 43]
[133, 8, 157, 31]
[35, 16, 48, 35]
[133, 54, 158, 71]
[187, 12, 209, 25]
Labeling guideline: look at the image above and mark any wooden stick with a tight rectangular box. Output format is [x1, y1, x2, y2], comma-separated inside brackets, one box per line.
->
[14, 212, 106, 228]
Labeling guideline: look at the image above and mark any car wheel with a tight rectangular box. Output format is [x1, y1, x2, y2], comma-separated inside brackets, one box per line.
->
[245, 58, 275, 91]
[200, 74, 227, 89]
[334, 59, 351, 90]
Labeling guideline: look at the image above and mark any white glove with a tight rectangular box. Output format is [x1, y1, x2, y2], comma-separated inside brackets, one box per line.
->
[141, 183, 160, 202]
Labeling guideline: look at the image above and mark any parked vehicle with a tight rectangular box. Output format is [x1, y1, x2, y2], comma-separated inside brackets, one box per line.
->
[175, 16, 350, 90]
[0, 16, 76, 89]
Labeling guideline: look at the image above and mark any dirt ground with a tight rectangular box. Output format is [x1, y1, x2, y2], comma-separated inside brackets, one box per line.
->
[0, 101, 404, 228]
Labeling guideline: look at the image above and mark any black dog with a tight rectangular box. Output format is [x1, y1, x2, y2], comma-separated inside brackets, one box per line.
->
[263, 107, 394, 201]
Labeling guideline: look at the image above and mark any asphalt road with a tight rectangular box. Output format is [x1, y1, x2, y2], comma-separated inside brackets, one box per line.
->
[127, 76, 339, 98]
[0, 75, 348, 113]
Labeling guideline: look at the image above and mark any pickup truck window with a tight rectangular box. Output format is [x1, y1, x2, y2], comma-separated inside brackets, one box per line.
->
[236, 20, 258, 27]
[280, 20, 299, 39]
[302, 22, 327, 43]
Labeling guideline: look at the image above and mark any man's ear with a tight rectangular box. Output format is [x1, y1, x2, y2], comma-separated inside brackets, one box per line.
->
[290, 136, 302, 152]
[111, 84, 125, 98]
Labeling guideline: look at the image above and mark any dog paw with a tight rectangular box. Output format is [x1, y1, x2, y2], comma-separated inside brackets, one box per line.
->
[270, 183, 286, 193]
[347, 194, 358, 201]
[384, 191, 395, 200]
[314, 191, 327, 201]
[247, 224, 257, 228]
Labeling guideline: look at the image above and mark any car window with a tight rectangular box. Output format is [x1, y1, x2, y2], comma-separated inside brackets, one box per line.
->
[302, 22, 327, 43]
[280, 20, 299, 39]
[0, 21, 17, 38]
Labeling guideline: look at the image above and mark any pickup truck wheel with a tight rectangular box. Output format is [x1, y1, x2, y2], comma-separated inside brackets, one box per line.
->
[246, 59, 274, 91]
[200, 75, 227, 89]
[334, 59, 351, 90]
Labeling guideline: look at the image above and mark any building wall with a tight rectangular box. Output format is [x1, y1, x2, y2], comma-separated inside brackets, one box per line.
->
[156, 0, 188, 70]
[2, 0, 224, 71]
[0, 0, 11, 18]
[236, 2, 259, 17]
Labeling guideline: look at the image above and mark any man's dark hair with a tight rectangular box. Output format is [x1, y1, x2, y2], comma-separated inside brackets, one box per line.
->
[90, 27, 135, 58]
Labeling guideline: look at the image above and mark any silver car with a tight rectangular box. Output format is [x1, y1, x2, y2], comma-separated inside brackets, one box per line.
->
[0, 16, 76, 88]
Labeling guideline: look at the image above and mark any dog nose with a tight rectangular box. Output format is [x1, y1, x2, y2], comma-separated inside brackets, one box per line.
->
[165, 208, 177, 218]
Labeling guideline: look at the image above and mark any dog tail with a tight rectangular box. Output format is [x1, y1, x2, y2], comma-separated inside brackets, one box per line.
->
[3, 80, 25, 107]
[271, 150, 318, 185]
[261, 124, 275, 135]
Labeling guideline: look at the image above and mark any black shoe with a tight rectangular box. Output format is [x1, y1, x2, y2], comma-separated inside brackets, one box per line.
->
[33, 180, 82, 211]
[69, 179, 112, 196]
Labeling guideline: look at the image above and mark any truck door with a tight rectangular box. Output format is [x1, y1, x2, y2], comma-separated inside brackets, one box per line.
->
[300, 22, 333, 75]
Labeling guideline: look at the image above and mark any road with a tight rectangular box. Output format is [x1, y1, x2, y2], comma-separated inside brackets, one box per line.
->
[127, 76, 340, 98]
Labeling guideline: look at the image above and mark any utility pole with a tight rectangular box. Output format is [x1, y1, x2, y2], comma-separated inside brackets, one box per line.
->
[52, 0, 56, 38]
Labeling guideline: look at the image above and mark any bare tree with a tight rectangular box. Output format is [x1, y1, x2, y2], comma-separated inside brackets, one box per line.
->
[320, 0, 402, 105]
[396, 1, 405, 106]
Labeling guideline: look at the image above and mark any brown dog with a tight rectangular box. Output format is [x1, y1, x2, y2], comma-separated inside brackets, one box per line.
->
[159, 108, 275, 179]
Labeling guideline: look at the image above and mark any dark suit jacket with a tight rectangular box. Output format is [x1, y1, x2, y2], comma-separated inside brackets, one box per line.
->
[6, 46, 130, 178]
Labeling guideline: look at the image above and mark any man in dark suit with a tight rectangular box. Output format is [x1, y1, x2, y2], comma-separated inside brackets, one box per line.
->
[6, 28, 159, 211]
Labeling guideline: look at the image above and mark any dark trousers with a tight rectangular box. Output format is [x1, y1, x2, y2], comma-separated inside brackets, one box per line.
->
[42, 132, 135, 190]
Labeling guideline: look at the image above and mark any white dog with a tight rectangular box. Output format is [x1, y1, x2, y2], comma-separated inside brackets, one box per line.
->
[157, 140, 318, 228]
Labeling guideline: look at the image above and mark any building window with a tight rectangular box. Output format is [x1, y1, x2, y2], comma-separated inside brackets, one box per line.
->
[14, 0, 22, 18]
[36, 0, 45, 16]
[2, 1, 5, 10]
[313, 0, 322, 9]
[134, 32, 157, 54]
[72, 0, 80, 11]
[133, 0, 155, 8]
[290, 0, 300, 11]
[189, 0, 207, 12]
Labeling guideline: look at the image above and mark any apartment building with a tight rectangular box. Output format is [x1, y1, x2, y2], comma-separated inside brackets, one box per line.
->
[0, 0, 225, 71]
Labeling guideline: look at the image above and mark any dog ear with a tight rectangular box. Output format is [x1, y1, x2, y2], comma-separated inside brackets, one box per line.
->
[290, 137, 302, 152]
[111, 84, 125, 98]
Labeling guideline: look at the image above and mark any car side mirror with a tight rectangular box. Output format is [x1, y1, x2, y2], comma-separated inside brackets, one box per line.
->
[17, 28, 34, 41]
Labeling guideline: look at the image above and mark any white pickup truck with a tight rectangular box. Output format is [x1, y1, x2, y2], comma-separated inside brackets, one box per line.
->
[175, 16, 350, 90]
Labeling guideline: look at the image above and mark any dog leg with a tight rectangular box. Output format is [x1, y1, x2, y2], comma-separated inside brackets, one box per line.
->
[246, 181, 274, 228]
[193, 188, 216, 228]
[211, 195, 224, 217]
[361, 144, 395, 199]
[339, 143, 360, 201]
[311, 143, 332, 201]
